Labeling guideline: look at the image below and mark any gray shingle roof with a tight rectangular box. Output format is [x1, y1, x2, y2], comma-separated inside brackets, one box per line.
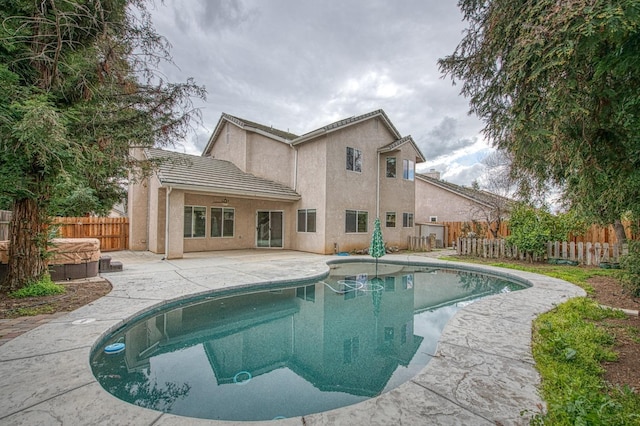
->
[292, 109, 402, 145]
[378, 136, 426, 163]
[416, 174, 511, 207]
[222, 113, 299, 141]
[146, 148, 300, 201]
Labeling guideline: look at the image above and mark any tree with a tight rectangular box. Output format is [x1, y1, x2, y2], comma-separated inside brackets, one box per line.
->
[506, 203, 586, 261]
[470, 150, 515, 237]
[0, 1, 205, 291]
[439, 1, 640, 242]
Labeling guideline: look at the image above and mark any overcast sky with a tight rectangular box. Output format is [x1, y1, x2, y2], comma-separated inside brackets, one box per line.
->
[149, 0, 493, 186]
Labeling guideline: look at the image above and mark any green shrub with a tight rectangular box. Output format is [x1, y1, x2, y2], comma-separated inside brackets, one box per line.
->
[620, 240, 640, 296]
[9, 274, 65, 298]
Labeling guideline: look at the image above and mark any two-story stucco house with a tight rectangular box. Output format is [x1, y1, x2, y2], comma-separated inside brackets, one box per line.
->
[128, 109, 425, 258]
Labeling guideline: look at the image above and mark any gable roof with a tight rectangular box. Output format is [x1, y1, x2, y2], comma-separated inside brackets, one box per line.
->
[378, 136, 426, 163]
[146, 148, 300, 201]
[291, 109, 402, 146]
[202, 113, 298, 155]
[415, 173, 511, 207]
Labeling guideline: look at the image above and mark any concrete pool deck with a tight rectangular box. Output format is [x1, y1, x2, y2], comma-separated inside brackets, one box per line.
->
[0, 250, 585, 425]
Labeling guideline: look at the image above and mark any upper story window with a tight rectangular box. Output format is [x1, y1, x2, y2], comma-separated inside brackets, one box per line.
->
[345, 209, 368, 233]
[403, 159, 415, 181]
[211, 207, 234, 237]
[386, 157, 396, 178]
[430, 216, 438, 222]
[346, 147, 362, 172]
[297, 209, 317, 232]
[403, 212, 414, 228]
[184, 206, 206, 238]
[385, 212, 396, 228]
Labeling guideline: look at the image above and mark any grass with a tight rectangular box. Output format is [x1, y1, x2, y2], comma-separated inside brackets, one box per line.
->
[443, 255, 640, 425]
[8, 274, 65, 298]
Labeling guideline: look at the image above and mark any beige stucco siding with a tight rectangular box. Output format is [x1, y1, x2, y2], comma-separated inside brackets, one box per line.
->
[128, 175, 149, 251]
[293, 137, 328, 253]
[181, 193, 296, 252]
[208, 122, 248, 171]
[378, 146, 418, 248]
[322, 118, 399, 253]
[415, 180, 485, 223]
[246, 133, 294, 187]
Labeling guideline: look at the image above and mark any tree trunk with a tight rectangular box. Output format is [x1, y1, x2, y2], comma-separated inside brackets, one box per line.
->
[2, 198, 48, 292]
[613, 219, 627, 244]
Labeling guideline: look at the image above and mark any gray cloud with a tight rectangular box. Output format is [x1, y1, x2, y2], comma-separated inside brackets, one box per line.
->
[149, 1, 489, 185]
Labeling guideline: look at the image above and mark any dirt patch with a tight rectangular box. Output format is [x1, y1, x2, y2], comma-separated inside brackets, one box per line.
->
[0, 279, 112, 318]
[586, 275, 640, 392]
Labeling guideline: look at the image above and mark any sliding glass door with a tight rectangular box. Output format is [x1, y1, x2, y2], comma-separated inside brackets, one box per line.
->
[256, 211, 283, 248]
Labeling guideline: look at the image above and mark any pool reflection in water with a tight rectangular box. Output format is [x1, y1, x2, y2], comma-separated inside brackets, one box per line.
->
[91, 262, 525, 421]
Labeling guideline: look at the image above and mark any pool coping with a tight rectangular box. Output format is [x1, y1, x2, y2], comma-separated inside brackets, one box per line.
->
[0, 250, 586, 425]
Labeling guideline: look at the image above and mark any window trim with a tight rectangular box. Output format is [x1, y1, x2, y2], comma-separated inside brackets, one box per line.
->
[346, 147, 363, 173]
[345, 209, 368, 233]
[402, 159, 415, 181]
[402, 212, 414, 228]
[385, 211, 396, 228]
[184, 205, 207, 238]
[429, 216, 438, 223]
[211, 207, 235, 238]
[297, 208, 317, 233]
[386, 157, 397, 178]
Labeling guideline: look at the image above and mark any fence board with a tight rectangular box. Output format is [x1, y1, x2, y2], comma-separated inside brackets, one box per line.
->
[0, 212, 128, 252]
[457, 237, 628, 266]
[51, 217, 129, 251]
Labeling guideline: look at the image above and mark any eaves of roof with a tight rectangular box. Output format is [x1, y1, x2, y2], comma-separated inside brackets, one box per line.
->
[291, 109, 402, 146]
[146, 148, 301, 201]
[415, 174, 508, 207]
[202, 113, 298, 156]
[378, 136, 426, 163]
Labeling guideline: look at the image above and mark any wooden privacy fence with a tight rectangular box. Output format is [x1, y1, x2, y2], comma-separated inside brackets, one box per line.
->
[442, 220, 637, 248]
[456, 237, 628, 266]
[0, 211, 129, 252]
[0, 210, 9, 241]
[51, 217, 129, 251]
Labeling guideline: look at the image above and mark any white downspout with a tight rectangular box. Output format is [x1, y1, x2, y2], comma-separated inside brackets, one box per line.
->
[164, 186, 172, 259]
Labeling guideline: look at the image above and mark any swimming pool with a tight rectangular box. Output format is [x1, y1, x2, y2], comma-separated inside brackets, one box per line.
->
[90, 261, 526, 421]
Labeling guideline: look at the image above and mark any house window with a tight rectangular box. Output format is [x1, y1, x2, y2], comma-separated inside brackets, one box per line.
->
[403, 159, 415, 181]
[184, 206, 206, 238]
[386, 157, 396, 178]
[402, 212, 414, 228]
[211, 207, 234, 237]
[346, 147, 362, 172]
[430, 216, 438, 222]
[297, 209, 317, 232]
[385, 212, 396, 228]
[345, 210, 368, 233]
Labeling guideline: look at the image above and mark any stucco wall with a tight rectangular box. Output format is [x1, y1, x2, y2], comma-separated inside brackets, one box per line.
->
[378, 145, 419, 248]
[415, 179, 486, 223]
[207, 122, 248, 171]
[246, 133, 294, 187]
[128, 176, 149, 251]
[293, 137, 328, 253]
[180, 193, 297, 252]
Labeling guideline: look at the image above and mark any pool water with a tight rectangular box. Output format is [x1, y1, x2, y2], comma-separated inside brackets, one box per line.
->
[91, 262, 524, 421]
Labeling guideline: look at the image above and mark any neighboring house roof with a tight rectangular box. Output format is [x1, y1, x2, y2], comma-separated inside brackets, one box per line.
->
[291, 109, 402, 145]
[146, 148, 301, 201]
[203, 113, 298, 155]
[415, 174, 510, 208]
[378, 135, 426, 163]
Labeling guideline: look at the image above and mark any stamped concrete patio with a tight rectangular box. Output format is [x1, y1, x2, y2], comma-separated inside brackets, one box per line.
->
[0, 250, 585, 425]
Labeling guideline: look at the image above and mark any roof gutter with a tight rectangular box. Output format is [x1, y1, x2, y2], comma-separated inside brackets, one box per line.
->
[159, 183, 301, 202]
